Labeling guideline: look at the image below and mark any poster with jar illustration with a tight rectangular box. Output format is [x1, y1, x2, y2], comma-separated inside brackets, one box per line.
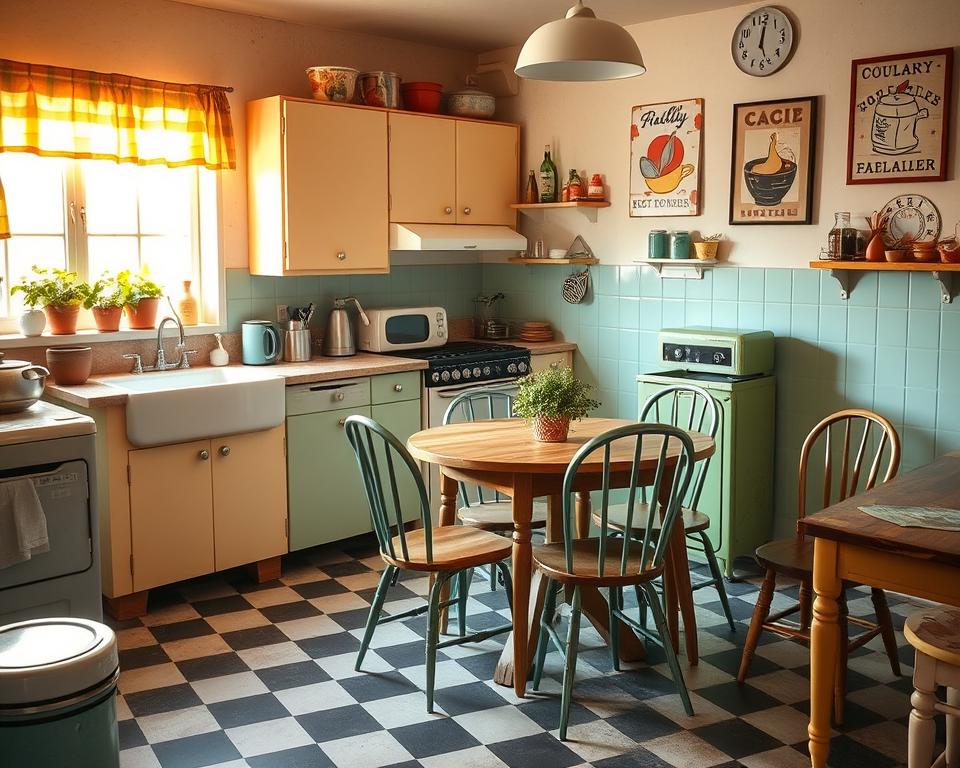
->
[729, 96, 817, 225]
[847, 48, 953, 184]
[629, 98, 702, 217]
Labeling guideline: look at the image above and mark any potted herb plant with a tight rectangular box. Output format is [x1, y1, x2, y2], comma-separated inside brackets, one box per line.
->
[83, 274, 126, 332]
[11, 267, 89, 335]
[118, 268, 164, 330]
[513, 366, 600, 443]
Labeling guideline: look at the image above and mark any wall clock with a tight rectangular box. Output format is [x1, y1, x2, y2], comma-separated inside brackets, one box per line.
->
[732, 6, 795, 77]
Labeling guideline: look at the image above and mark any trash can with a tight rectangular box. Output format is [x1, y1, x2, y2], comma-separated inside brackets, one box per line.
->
[0, 618, 119, 768]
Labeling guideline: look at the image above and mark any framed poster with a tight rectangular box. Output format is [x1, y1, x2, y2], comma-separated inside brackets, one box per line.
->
[629, 98, 702, 217]
[729, 96, 817, 225]
[847, 48, 953, 184]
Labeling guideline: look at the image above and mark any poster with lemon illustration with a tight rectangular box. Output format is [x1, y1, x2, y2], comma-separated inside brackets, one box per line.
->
[630, 98, 703, 217]
[729, 96, 817, 225]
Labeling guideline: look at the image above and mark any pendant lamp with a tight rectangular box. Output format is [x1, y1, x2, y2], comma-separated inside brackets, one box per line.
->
[515, 1, 645, 81]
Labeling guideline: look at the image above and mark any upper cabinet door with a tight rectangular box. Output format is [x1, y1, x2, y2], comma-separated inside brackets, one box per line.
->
[389, 113, 456, 224]
[456, 121, 518, 226]
[284, 101, 388, 273]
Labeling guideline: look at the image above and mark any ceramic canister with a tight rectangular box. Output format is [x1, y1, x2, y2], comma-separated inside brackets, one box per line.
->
[670, 231, 691, 259]
[648, 230, 668, 259]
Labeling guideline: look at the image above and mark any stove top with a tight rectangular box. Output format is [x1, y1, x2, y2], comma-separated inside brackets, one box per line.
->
[390, 342, 531, 387]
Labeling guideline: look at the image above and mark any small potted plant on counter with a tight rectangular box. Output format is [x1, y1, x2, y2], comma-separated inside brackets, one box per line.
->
[83, 273, 126, 332]
[118, 267, 164, 329]
[513, 365, 600, 443]
[11, 266, 89, 335]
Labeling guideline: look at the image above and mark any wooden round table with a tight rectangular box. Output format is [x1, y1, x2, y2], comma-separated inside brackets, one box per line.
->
[407, 417, 715, 697]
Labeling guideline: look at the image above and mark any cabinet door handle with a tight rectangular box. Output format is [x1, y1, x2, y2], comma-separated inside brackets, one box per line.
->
[444, 206, 453, 215]
[219, 446, 231, 457]
[198, 449, 210, 461]
[337, 417, 346, 427]
[393, 384, 403, 392]
[463, 207, 471, 215]
[335, 392, 345, 401]
[337, 251, 346, 261]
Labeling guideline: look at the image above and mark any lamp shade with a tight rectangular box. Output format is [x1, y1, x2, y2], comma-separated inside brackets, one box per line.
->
[515, 2, 645, 82]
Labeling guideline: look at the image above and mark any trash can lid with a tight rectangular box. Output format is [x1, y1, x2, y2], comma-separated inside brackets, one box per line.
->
[0, 618, 118, 706]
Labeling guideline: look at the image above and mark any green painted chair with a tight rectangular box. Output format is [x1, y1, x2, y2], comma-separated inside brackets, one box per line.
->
[592, 383, 735, 632]
[442, 388, 547, 591]
[344, 414, 514, 712]
[532, 422, 696, 741]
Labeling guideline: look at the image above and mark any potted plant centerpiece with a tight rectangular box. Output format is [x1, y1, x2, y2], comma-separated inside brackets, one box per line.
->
[118, 268, 164, 329]
[513, 365, 600, 443]
[11, 267, 89, 335]
[83, 274, 126, 332]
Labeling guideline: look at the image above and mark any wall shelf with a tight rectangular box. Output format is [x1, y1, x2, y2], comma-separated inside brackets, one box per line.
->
[508, 257, 598, 265]
[809, 260, 960, 304]
[511, 200, 610, 223]
[634, 258, 718, 280]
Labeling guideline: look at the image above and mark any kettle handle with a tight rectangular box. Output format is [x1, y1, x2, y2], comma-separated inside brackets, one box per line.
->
[264, 324, 282, 362]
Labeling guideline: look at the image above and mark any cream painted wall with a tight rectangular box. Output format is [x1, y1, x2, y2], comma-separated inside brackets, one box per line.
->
[0, 0, 477, 269]
[498, 0, 959, 267]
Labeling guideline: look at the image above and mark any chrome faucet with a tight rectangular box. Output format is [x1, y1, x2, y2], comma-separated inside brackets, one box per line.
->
[143, 297, 196, 371]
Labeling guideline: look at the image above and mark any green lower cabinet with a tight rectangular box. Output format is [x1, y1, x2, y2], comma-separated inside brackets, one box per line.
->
[371, 400, 422, 526]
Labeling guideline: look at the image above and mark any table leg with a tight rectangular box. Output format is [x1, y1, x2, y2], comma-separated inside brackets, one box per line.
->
[668, 515, 699, 665]
[809, 537, 841, 768]
[575, 490, 591, 538]
[436, 468, 458, 634]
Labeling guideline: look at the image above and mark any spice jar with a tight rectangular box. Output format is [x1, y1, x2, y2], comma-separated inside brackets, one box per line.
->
[587, 173, 605, 200]
[567, 169, 584, 200]
[648, 230, 668, 259]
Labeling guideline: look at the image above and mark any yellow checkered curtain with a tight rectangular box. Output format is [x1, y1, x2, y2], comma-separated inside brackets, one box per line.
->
[0, 176, 9, 239]
[0, 58, 235, 170]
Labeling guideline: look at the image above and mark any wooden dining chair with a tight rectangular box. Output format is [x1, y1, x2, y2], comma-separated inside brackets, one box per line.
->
[344, 414, 514, 712]
[593, 384, 734, 632]
[531, 422, 697, 740]
[737, 408, 902, 724]
[443, 388, 547, 590]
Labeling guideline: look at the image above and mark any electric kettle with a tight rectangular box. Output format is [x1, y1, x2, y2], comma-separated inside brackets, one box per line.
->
[322, 297, 369, 357]
[241, 320, 282, 365]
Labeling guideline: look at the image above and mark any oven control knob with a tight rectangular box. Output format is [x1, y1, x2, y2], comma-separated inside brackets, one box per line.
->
[431, 371, 440, 383]
[473, 367, 481, 378]
[507, 363, 517, 374]
[441, 370, 450, 382]
[451, 369, 461, 381]
[518, 362, 528, 373]
[673, 347, 683, 360]
[483, 366, 491, 376]
[462, 368, 471, 379]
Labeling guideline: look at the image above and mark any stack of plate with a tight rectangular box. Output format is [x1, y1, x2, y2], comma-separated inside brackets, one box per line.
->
[518, 321, 554, 342]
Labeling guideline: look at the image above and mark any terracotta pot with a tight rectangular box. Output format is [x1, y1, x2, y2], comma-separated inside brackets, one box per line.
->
[865, 233, 886, 263]
[93, 306, 122, 332]
[44, 304, 80, 335]
[45, 346, 93, 386]
[885, 249, 909, 263]
[124, 297, 161, 330]
[532, 415, 571, 443]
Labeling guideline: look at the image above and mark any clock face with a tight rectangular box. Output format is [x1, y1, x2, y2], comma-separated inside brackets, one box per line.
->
[732, 6, 794, 77]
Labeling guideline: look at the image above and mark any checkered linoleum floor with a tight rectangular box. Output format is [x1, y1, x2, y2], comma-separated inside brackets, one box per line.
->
[112, 536, 934, 768]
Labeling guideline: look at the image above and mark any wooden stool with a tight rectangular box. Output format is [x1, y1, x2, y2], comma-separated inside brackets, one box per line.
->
[904, 606, 960, 768]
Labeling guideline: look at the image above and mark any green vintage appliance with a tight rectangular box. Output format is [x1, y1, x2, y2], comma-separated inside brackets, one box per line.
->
[638, 327, 776, 576]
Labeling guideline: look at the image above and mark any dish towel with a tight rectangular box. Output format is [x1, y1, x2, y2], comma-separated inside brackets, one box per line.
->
[0, 478, 49, 569]
[858, 504, 960, 531]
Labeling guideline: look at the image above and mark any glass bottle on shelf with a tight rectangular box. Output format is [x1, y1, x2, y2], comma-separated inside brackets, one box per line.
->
[524, 171, 538, 204]
[539, 144, 558, 203]
[827, 212, 858, 261]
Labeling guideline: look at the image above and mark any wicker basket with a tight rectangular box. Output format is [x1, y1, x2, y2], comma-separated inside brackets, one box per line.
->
[693, 241, 719, 260]
[532, 415, 571, 443]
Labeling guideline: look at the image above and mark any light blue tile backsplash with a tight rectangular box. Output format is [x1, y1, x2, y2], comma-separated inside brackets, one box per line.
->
[226, 262, 957, 536]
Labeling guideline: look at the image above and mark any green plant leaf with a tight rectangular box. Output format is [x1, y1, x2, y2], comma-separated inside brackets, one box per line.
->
[512, 366, 600, 421]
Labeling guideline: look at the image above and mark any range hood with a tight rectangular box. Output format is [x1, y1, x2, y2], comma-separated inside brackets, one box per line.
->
[390, 223, 527, 252]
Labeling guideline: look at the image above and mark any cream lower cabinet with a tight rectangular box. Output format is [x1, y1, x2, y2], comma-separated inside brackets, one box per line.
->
[128, 426, 287, 592]
[530, 351, 574, 373]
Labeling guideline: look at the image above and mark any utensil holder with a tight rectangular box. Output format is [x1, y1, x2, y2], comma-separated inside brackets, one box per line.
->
[284, 329, 312, 362]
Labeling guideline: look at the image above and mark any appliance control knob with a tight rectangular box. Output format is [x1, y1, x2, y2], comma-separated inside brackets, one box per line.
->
[462, 368, 471, 379]
[431, 371, 440, 383]
[441, 370, 450, 382]
[673, 347, 683, 360]
[473, 367, 481, 378]
[518, 362, 528, 373]
[507, 363, 517, 374]
[483, 366, 491, 376]
[451, 369, 461, 381]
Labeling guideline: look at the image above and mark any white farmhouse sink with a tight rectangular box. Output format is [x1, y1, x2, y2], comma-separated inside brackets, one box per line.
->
[101, 367, 285, 447]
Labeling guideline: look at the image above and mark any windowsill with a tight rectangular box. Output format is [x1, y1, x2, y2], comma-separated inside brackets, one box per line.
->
[0, 323, 226, 349]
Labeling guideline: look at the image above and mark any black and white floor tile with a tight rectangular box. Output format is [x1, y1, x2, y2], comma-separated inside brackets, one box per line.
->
[112, 537, 936, 768]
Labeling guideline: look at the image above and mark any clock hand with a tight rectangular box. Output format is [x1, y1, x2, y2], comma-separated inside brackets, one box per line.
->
[759, 24, 766, 54]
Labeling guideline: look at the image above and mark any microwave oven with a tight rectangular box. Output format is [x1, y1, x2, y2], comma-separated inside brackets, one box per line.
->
[358, 306, 448, 352]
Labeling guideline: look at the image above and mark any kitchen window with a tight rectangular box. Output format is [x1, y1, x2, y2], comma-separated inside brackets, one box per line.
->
[0, 152, 218, 332]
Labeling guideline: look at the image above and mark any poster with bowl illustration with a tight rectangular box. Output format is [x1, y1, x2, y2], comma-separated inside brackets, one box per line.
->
[629, 98, 702, 217]
[729, 96, 817, 225]
[847, 48, 952, 185]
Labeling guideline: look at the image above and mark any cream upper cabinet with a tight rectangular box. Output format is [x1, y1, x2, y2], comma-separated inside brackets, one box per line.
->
[456, 121, 518, 226]
[247, 96, 389, 275]
[388, 113, 456, 223]
[389, 114, 518, 226]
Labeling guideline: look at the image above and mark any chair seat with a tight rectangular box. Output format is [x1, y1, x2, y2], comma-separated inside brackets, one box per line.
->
[382, 526, 512, 573]
[754, 537, 814, 580]
[905, 606, 960, 667]
[457, 500, 548, 530]
[594, 503, 710, 535]
[533, 537, 662, 587]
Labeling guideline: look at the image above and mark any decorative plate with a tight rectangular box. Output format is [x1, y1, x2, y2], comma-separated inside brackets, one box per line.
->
[880, 194, 941, 247]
